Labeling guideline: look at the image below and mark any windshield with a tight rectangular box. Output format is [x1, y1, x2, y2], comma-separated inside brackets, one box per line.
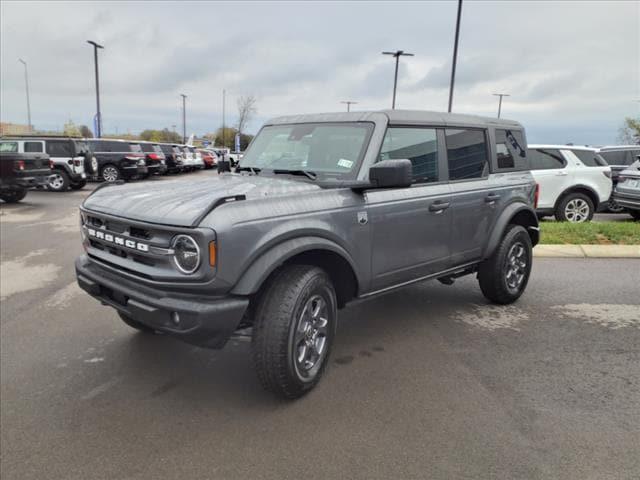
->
[240, 123, 373, 179]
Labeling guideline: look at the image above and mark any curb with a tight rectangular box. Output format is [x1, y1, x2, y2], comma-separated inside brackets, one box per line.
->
[533, 244, 640, 258]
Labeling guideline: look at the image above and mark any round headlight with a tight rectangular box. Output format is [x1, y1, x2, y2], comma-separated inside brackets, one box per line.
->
[91, 157, 98, 173]
[172, 235, 200, 274]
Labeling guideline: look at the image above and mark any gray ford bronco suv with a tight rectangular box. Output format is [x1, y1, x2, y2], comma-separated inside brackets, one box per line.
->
[75, 110, 539, 398]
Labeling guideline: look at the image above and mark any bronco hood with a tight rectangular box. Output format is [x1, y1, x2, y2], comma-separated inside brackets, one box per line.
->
[82, 174, 320, 227]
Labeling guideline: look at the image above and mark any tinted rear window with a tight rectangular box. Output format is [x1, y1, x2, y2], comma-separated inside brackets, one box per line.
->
[139, 143, 155, 153]
[495, 129, 527, 171]
[445, 129, 489, 180]
[24, 141, 44, 153]
[600, 150, 639, 166]
[528, 149, 566, 170]
[46, 140, 73, 157]
[152, 144, 164, 154]
[129, 143, 143, 153]
[571, 150, 606, 167]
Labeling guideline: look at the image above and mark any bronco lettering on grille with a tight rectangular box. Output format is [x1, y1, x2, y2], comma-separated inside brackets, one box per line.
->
[87, 228, 149, 252]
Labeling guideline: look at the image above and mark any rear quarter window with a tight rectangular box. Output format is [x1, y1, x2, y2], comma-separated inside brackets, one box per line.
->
[571, 150, 605, 167]
[528, 149, 566, 170]
[46, 140, 72, 157]
[139, 143, 155, 153]
[0, 142, 18, 152]
[494, 129, 527, 171]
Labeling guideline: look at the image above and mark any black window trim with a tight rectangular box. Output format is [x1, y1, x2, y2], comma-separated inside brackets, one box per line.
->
[529, 148, 567, 170]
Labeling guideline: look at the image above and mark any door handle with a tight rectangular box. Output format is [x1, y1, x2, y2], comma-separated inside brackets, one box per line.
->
[429, 201, 450, 212]
[555, 171, 568, 176]
[485, 193, 501, 203]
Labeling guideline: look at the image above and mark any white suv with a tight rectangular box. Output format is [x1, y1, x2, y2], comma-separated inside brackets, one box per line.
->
[528, 145, 612, 222]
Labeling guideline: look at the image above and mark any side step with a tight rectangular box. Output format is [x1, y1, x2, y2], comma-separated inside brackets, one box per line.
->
[437, 266, 477, 286]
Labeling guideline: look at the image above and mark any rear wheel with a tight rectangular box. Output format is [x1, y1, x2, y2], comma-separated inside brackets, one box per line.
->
[118, 312, 157, 334]
[0, 188, 28, 203]
[101, 164, 121, 182]
[607, 198, 625, 213]
[251, 265, 337, 399]
[47, 170, 70, 192]
[478, 225, 532, 304]
[555, 193, 594, 222]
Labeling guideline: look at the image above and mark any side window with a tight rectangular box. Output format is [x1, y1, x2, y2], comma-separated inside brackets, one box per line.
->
[528, 149, 566, 170]
[46, 140, 72, 157]
[495, 129, 526, 170]
[445, 129, 489, 180]
[24, 142, 43, 153]
[378, 127, 439, 183]
[572, 150, 602, 167]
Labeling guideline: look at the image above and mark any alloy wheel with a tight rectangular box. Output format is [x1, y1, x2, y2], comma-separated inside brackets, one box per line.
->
[564, 198, 590, 222]
[504, 242, 527, 292]
[49, 173, 65, 190]
[292, 295, 329, 381]
[102, 166, 119, 182]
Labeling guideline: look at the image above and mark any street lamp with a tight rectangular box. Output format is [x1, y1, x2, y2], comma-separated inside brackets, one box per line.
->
[340, 101, 358, 112]
[382, 50, 414, 109]
[180, 94, 187, 144]
[492, 93, 511, 118]
[448, 0, 463, 113]
[18, 59, 32, 132]
[87, 40, 104, 137]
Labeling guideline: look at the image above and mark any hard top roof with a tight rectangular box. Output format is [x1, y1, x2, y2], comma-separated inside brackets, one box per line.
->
[265, 109, 523, 129]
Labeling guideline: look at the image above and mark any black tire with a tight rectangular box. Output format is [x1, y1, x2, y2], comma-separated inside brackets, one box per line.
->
[70, 179, 87, 190]
[629, 209, 640, 221]
[251, 265, 337, 399]
[47, 170, 70, 192]
[0, 188, 28, 203]
[118, 312, 157, 334]
[554, 193, 594, 222]
[478, 225, 532, 305]
[101, 164, 121, 183]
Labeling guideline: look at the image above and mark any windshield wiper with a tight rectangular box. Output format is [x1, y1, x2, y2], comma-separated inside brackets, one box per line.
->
[273, 169, 317, 180]
[237, 166, 261, 175]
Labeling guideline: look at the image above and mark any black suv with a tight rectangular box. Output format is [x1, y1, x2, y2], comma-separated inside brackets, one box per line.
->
[139, 142, 168, 176]
[86, 139, 148, 182]
[158, 144, 184, 173]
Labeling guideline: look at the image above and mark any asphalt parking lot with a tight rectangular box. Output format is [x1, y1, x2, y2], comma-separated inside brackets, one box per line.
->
[1, 171, 639, 480]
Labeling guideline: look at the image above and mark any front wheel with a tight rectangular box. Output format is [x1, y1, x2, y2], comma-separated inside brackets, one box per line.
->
[251, 265, 337, 399]
[47, 170, 70, 192]
[478, 225, 532, 304]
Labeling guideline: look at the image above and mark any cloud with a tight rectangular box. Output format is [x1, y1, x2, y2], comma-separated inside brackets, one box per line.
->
[1, 0, 638, 144]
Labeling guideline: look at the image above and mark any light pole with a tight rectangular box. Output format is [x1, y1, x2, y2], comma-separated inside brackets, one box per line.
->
[382, 50, 414, 109]
[448, 0, 463, 113]
[18, 59, 32, 131]
[87, 41, 104, 137]
[340, 101, 358, 112]
[180, 94, 187, 143]
[222, 89, 226, 148]
[492, 93, 510, 118]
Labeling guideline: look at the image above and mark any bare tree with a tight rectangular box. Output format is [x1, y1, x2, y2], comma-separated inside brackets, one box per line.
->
[236, 95, 257, 135]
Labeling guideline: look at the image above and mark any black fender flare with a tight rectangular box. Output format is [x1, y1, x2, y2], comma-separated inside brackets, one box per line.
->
[483, 203, 539, 259]
[231, 236, 360, 296]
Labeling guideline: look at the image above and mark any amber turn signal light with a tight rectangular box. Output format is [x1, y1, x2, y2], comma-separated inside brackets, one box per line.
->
[209, 241, 217, 267]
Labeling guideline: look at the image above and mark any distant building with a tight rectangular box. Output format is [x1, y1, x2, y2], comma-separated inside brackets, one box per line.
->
[0, 122, 33, 136]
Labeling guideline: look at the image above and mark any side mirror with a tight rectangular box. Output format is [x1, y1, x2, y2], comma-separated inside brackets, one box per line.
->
[369, 159, 412, 188]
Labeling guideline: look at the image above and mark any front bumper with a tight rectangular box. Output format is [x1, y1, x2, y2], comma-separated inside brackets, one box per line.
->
[122, 164, 149, 178]
[75, 255, 249, 349]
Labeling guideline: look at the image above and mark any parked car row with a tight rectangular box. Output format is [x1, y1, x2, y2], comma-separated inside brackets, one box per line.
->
[0, 136, 222, 192]
[526, 144, 640, 221]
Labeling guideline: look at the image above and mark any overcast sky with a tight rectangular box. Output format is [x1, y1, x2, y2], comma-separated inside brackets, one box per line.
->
[1, 1, 638, 144]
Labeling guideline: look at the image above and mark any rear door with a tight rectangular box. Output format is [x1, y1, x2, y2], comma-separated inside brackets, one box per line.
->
[446, 128, 495, 264]
[367, 126, 452, 291]
[528, 148, 569, 209]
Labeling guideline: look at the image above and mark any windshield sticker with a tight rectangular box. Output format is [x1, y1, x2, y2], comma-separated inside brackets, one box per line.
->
[337, 158, 354, 169]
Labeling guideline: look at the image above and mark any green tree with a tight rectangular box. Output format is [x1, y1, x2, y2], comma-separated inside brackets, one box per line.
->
[63, 120, 80, 137]
[139, 128, 181, 143]
[210, 127, 253, 150]
[79, 125, 93, 138]
[617, 117, 640, 144]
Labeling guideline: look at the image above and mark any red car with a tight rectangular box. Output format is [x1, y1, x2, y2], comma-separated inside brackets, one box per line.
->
[199, 149, 218, 169]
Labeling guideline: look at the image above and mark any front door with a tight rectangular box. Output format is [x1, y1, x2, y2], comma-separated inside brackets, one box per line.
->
[366, 126, 452, 292]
